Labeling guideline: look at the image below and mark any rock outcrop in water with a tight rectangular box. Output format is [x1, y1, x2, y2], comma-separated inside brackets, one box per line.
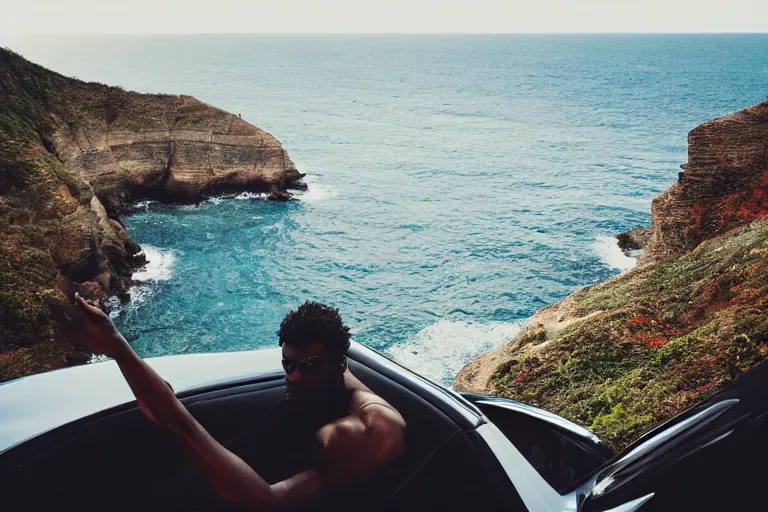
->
[616, 226, 651, 253]
[455, 100, 768, 450]
[61, 92, 305, 214]
[0, 48, 304, 381]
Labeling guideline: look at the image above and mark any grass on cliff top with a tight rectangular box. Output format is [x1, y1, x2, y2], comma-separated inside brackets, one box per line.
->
[0, 47, 206, 381]
[0, 151, 94, 381]
[0, 48, 96, 380]
[490, 220, 768, 450]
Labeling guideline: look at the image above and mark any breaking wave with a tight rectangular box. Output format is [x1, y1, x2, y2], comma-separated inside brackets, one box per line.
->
[594, 235, 637, 273]
[133, 246, 177, 282]
[387, 319, 526, 386]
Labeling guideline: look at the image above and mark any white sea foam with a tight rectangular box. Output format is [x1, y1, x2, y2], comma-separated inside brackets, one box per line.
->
[295, 182, 335, 202]
[133, 245, 177, 282]
[386, 320, 525, 386]
[132, 200, 157, 212]
[234, 192, 269, 200]
[106, 246, 179, 310]
[594, 235, 637, 273]
[88, 353, 111, 364]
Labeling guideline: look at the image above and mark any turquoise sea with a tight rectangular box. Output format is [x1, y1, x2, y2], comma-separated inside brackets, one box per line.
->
[13, 34, 768, 385]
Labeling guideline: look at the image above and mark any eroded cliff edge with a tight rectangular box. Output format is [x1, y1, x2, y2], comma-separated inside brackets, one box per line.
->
[0, 48, 304, 381]
[455, 100, 768, 449]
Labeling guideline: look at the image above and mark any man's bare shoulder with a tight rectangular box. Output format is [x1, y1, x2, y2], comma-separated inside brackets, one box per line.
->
[350, 390, 402, 423]
[315, 372, 405, 473]
[343, 371, 405, 426]
[348, 383, 406, 466]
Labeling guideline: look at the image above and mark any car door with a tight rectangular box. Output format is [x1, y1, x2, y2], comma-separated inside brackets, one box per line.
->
[581, 360, 768, 512]
[387, 429, 527, 511]
[462, 393, 615, 495]
[0, 375, 289, 511]
[1, 358, 524, 511]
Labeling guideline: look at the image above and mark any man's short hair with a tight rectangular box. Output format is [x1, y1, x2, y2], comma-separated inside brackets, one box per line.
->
[277, 301, 351, 358]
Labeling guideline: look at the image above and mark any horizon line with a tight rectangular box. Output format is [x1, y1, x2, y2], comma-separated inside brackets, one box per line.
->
[14, 31, 768, 36]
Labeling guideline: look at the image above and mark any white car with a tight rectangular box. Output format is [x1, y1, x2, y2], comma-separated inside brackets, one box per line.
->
[1, 341, 764, 511]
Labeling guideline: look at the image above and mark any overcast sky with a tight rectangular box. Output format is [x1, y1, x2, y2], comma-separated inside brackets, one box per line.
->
[1, 0, 766, 36]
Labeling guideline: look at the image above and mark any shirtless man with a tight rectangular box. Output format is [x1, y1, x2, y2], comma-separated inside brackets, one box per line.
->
[57, 296, 406, 511]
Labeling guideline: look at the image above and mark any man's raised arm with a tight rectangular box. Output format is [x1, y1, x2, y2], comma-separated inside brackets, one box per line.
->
[55, 294, 320, 511]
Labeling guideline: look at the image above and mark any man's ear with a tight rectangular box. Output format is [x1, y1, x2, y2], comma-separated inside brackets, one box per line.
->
[340, 354, 348, 373]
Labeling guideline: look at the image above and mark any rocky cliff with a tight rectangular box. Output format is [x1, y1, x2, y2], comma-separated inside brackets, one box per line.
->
[644, 102, 768, 262]
[455, 100, 768, 450]
[0, 48, 304, 381]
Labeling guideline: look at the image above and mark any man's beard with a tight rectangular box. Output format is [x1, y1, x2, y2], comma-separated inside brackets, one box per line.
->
[284, 375, 348, 428]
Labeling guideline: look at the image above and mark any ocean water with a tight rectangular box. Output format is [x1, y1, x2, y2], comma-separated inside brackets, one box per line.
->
[13, 35, 768, 385]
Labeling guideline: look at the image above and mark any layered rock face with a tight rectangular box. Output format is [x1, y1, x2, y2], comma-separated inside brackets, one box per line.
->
[455, 100, 768, 450]
[56, 92, 304, 214]
[0, 48, 303, 381]
[644, 102, 768, 261]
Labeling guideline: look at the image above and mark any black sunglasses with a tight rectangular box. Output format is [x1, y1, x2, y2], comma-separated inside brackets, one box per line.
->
[282, 356, 323, 375]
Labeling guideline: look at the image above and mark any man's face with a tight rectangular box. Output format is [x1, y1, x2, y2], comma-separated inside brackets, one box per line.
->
[281, 342, 340, 402]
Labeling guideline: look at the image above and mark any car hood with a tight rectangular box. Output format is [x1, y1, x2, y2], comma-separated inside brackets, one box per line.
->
[0, 348, 282, 454]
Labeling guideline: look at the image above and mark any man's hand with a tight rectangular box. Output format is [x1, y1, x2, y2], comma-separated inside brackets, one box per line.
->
[49, 293, 290, 509]
[50, 293, 129, 359]
[49, 296, 405, 511]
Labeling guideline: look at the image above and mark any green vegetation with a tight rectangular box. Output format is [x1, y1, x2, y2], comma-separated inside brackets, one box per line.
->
[490, 221, 768, 449]
[3, 45, 768, 457]
[0, 47, 263, 381]
[0, 48, 95, 380]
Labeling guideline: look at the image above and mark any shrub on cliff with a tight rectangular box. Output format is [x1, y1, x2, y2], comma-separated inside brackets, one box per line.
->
[0, 49, 94, 378]
[487, 220, 768, 449]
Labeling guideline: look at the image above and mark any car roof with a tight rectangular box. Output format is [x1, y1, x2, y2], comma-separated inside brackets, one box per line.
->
[0, 342, 483, 454]
[0, 348, 283, 454]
